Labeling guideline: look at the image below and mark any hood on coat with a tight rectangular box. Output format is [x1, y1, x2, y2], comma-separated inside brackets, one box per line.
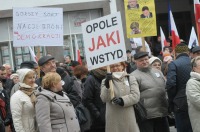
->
[190, 72, 200, 81]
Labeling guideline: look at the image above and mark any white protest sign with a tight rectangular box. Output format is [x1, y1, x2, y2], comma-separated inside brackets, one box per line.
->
[82, 12, 127, 70]
[13, 8, 63, 47]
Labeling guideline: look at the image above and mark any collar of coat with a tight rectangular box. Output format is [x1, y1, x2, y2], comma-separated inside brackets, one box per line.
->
[176, 53, 189, 59]
[190, 72, 200, 81]
[112, 72, 129, 80]
[36, 88, 70, 103]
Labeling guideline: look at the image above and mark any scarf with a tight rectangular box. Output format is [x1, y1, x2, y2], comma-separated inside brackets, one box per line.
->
[20, 87, 37, 107]
[91, 69, 107, 80]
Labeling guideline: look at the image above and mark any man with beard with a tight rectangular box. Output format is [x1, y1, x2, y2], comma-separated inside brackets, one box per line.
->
[131, 52, 169, 132]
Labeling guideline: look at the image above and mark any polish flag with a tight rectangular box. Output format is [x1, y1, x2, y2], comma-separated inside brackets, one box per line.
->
[28, 46, 38, 63]
[160, 27, 168, 51]
[188, 27, 199, 49]
[194, 0, 200, 43]
[169, 10, 180, 50]
[75, 42, 82, 65]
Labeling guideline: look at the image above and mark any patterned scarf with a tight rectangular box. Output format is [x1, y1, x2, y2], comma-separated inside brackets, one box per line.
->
[20, 87, 36, 107]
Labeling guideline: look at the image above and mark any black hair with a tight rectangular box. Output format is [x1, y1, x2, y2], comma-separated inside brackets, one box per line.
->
[142, 6, 149, 11]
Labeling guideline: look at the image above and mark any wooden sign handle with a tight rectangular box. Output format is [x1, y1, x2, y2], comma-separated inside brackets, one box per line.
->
[107, 65, 114, 99]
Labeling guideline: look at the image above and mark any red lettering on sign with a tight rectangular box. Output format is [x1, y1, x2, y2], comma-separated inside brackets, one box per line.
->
[97, 36, 106, 50]
[88, 30, 121, 52]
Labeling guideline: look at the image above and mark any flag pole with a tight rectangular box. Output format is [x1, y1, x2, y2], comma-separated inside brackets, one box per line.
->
[36, 47, 41, 78]
[142, 37, 146, 52]
[7, 19, 14, 70]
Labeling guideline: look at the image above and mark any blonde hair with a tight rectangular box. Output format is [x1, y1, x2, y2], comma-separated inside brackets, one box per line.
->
[191, 56, 200, 68]
[42, 72, 61, 89]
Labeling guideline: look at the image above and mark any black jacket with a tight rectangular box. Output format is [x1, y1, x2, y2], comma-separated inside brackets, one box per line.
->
[166, 53, 192, 112]
[83, 74, 105, 129]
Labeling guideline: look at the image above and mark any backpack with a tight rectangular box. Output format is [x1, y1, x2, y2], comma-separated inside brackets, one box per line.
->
[0, 90, 6, 120]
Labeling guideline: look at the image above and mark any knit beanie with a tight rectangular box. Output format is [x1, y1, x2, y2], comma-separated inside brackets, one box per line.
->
[149, 57, 162, 65]
[16, 69, 33, 83]
[175, 43, 188, 53]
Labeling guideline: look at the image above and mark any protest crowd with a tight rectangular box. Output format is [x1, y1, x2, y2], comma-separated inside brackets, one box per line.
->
[1, 0, 200, 132]
[1, 36, 200, 132]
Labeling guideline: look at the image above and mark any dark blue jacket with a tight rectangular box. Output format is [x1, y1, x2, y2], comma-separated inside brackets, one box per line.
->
[83, 74, 105, 130]
[166, 53, 192, 112]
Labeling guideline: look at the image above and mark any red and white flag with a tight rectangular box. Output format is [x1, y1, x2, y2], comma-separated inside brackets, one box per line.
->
[194, 0, 200, 43]
[169, 9, 180, 50]
[28, 46, 38, 63]
[188, 27, 199, 49]
[75, 42, 82, 65]
[160, 27, 168, 51]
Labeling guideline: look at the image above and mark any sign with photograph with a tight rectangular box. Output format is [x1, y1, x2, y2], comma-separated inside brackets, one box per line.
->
[13, 7, 63, 47]
[82, 12, 127, 70]
[124, 0, 157, 38]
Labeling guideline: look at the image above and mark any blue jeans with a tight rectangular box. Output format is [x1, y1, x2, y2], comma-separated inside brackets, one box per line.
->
[174, 112, 193, 132]
[138, 117, 170, 132]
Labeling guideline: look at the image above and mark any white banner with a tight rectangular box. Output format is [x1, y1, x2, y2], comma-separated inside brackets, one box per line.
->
[13, 7, 63, 47]
[82, 12, 127, 70]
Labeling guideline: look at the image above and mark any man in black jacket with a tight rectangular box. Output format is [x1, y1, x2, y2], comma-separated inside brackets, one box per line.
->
[166, 43, 193, 132]
[83, 67, 107, 132]
[36, 56, 81, 107]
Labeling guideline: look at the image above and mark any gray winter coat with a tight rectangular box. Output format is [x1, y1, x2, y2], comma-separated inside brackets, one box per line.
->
[101, 73, 140, 132]
[131, 68, 168, 119]
[35, 88, 80, 132]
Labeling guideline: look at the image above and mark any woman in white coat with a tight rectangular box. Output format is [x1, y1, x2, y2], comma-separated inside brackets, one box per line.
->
[10, 69, 38, 132]
[100, 62, 140, 132]
[186, 56, 200, 132]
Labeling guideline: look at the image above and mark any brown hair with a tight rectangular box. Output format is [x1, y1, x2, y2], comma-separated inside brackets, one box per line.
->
[42, 72, 61, 89]
[73, 65, 88, 79]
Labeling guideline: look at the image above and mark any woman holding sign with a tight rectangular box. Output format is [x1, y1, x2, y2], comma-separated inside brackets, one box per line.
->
[100, 62, 140, 132]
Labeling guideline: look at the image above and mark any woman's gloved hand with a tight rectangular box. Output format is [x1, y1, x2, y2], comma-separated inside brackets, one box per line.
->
[112, 97, 124, 106]
[105, 73, 112, 88]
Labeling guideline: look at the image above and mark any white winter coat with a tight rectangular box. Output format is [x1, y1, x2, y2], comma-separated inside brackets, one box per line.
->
[10, 83, 38, 132]
[186, 72, 200, 132]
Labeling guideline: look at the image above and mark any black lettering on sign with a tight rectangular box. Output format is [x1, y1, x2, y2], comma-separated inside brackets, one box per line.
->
[89, 49, 124, 65]
[85, 15, 118, 34]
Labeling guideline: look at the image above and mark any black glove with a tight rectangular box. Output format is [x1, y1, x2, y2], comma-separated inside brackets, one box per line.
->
[105, 73, 112, 88]
[112, 97, 124, 106]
